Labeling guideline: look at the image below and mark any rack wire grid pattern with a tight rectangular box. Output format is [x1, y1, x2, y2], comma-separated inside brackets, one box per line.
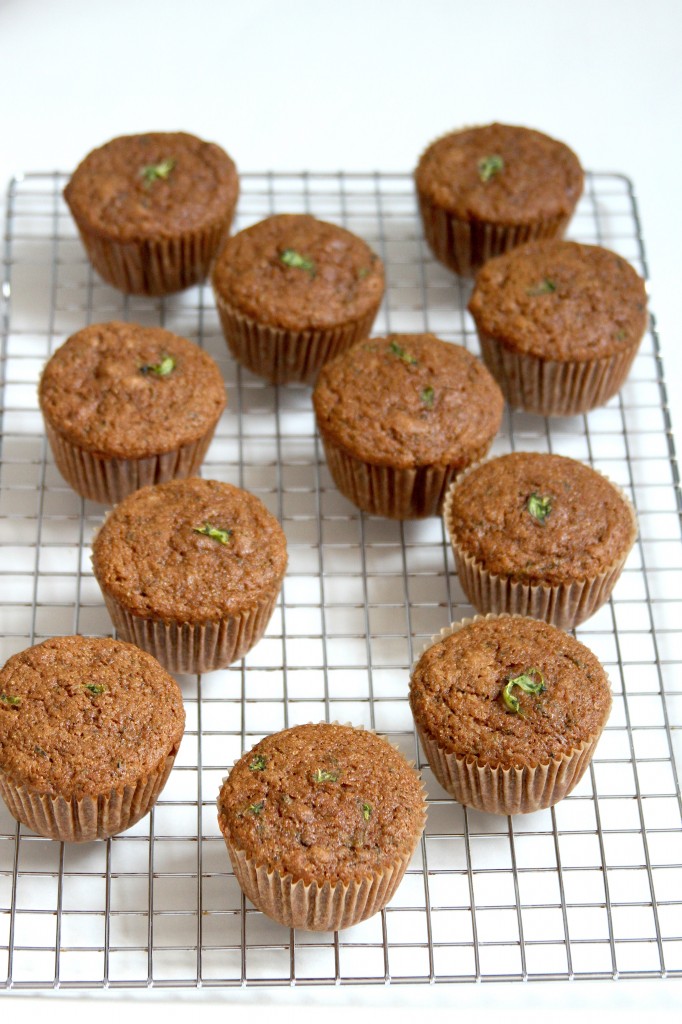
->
[0, 169, 681, 992]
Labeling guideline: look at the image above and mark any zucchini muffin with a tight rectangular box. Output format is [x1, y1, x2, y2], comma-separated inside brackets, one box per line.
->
[0, 635, 185, 842]
[410, 615, 612, 815]
[217, 723, 426, 931]
[312, 333, 504, 518]
[468, 240, 649, 415]
[64, 131, 239, 295]
[91, 477, 287, 674]
[415, 122, 583, 277]
[38, 321, 226, 505]
[211, 213, 385, 384]
[443, 452, 637, 629]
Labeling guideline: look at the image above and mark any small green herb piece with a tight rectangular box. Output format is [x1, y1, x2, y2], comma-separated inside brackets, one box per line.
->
[248, 801, 265, 816]
[312, 768, 340, 783]
[280, 248, 316, 276]
[420, 385, 435, 409]
[362, 802, 372, 821]
[526, 278, 557, 296]
[527, 492, 553, 524]
[35, 745, 48, 757]
[141, 158, 176, 186]
[140, 354, 176, 377]
[478, 154, 504, 183]
[502, 668, 546, 715]
[615, 328, 627, 341]
[193, 522, 233, 545]
[249, 754, 267, 772]
[1, 694, 21, 708]
[357, 267, 370, 279]
[389, 340, 418, 365]
[84, 684, 105, 695]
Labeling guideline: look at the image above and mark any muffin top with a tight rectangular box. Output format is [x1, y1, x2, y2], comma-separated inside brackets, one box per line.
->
[415, 123, 583, 224]
[410, 616, 611, 768]
[0, 636, 185, 798]
[211, 213, 384, 330]
[92, 477, 288, 621]
[217, 723, 426, 885]
[38, 321, 226, 459]
[313, 333, 503, 469]
[445, 452, 637, 586]
[468, 240, 648, 360]
[64, 131, 239, 242]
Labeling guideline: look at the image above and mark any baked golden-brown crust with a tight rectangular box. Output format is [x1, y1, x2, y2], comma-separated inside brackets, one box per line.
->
[92, 477, 287, 622]
[39, 321, 226, 460]
[313, 333, 503, 469]
[0, 636, 185, 797]
[410, 616, 611, 768]
[218, 723, 425, 885]
[468, 241, 648, 361]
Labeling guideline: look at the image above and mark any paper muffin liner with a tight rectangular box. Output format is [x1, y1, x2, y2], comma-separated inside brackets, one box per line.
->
[0, 747, 179, 842]
[72, 214, 234, 296]
[217, 722, 428, 931]
[99, 586, 282, 675]
[476, 328, 641, 416]
[410, 615, 610, 815]
[213, 293, 381, 386]
[416, 190, 571, 278]
[44, 418, 218, 506]
[318, 430, 495, 519]
[442, 462, 638, 630]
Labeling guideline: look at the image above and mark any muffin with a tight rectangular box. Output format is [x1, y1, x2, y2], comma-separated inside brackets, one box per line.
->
[443, 452, 638, 629]
[64, 131, 239, 295]
[415, 122, 584, 277]
[38, 321, 226, 505]
[0, 635, 185, 842]
[91, 477, 288, 674]
[217, 723, 426, 931]
[468, 240, 649, 415]
[211, 213, 385, 384]
[312, 333, 504, 518]
[409, 615, 612, 815]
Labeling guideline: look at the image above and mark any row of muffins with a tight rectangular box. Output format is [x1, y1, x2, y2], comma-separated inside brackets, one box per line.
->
[0, 122, 641, 933]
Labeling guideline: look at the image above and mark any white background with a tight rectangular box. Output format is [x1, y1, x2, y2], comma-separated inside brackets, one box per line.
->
[0, 0, 681, 1018]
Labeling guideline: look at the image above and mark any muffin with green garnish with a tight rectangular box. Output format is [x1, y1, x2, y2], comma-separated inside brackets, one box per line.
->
[210, 213, 385, 384]
[415, 123, 583, 277]
[38, 321, 226, 505]
[442, 452, 637, 629]
[409, 615, 611, 815]
[312, 333, 503, 518]
[217, 722, 426, 930]
[64, 131, 239, 295]
[91, 477, 287, 673]
[0, 635, 185, 841]
[468, 239, 648, 415]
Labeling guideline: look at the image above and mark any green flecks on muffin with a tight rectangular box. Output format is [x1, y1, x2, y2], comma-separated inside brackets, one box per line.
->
[249, 754, 267, 772]
[139, 354, 176, 377]
[312, 768, 340, 783]
[361, 801, 372, 821]
[0, 693, 21, 709]
[526, 278, 557, 296]
[34, 745, 48, 757]
[140, 158, 176, 186]
[388, 340, 418, 366]
[279, 249, 316, 277]
[420, 385, 435, 408]
[248, 801, 265, 816]
[478, 154, 504, 183]
[193, 522, 233, 545]
[502, 668, 546, 715]
[527, 492, 553, 524]
[83, 684, 105, 695]
[357, 267, 370, 279]
[615, 328, 628, 341]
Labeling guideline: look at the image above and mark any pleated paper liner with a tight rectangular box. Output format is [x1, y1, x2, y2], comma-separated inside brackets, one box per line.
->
[44, 418, 219, 506]
[217, 723, 428, 932]
[0, 747, 179, 842]
[442, 460, 638, 631]
[410, 615, 611, 815]
[477, 328, 642, 416]
[416, 189, 571, 278]
[213, 293, 381, 386]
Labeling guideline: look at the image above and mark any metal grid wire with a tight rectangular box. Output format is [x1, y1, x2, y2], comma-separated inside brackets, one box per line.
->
[0, 170, 681, 990]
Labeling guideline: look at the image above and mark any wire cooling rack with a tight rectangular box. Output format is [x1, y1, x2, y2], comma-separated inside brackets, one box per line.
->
[0, 170, 681, 991]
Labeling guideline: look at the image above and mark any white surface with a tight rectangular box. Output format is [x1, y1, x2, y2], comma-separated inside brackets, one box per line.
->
[1, 0, 681, 1015]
